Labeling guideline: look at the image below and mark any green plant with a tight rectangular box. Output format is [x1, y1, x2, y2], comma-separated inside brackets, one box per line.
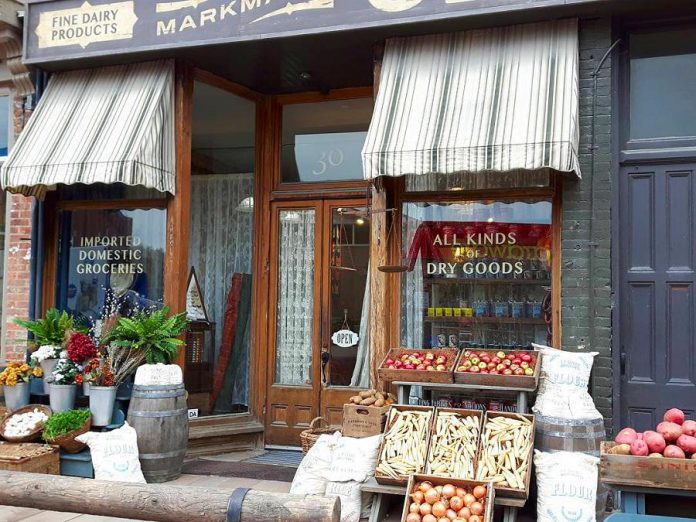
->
[15, 309, 75, 348]
[101, 306, 187, 365]
[42, 409, 90, 441]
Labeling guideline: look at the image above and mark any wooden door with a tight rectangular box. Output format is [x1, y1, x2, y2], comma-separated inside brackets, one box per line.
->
[620, 163, 696, 430]
[265, 199, 370, 446]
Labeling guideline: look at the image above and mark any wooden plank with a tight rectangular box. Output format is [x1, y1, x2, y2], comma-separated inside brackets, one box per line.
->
[274, 87, 373, 105]
[601, 441, 696, 491]
[369, 180, 389, 390]
[165, 61, 193, 371]
[0, 471, 340, 522]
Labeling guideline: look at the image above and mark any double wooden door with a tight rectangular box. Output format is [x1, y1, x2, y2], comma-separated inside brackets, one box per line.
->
[265, 198, 371, 446]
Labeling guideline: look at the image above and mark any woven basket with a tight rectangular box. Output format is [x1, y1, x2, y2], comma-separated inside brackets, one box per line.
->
[0, 404, 52, 442]
[46, 417, 91, 454]
[300, 417, 334, 454]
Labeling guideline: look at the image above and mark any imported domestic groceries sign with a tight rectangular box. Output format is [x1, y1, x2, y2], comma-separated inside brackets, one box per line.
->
[24, 0, 601, 64]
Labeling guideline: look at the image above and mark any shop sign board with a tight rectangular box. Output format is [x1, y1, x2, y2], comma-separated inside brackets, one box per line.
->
[331, 328, 359, 348]
[25, 0, 603, 64]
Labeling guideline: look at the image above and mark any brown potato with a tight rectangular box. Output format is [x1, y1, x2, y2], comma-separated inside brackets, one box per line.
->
[374, 399, 385, 407]
[349, 396, 362, 404]
[608, 444, 631, 455]
[358, 390, 372, 399]
[360, 397, 377, 406]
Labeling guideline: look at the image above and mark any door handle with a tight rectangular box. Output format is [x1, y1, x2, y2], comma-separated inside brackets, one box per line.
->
[620, 351, 626, 376]
[321, 350, 331, 386]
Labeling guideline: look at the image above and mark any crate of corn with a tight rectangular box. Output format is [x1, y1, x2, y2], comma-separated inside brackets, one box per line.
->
[424, 408, 483, 480]
[375, 405, 434, 486]
[475, 411, 535, 499]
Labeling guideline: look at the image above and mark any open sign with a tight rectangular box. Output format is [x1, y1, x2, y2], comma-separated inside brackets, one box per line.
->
[332, 329, 359, 348]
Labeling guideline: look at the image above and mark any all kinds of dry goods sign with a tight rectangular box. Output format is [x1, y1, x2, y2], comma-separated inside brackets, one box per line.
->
[25, 0, 575, 63]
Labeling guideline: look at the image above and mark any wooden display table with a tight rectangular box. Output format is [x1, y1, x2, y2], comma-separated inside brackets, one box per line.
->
[361, 477, 526, 522]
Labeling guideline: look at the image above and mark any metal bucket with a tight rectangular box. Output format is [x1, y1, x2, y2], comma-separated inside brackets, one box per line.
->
[3, 382, 30, 411]
[89, 386, 117, 426]
[39, 359, 59, 394]
[49, 383, 76, 412]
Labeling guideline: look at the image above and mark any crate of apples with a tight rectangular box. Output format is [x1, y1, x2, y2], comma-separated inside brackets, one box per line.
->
[453, 350, 540, 390]
[379, 348, 458, 384]
[402, 475, 494, 522]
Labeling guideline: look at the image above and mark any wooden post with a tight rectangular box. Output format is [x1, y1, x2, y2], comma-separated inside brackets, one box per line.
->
[0, 471, 340, 522]
[369, 178, 390, 390]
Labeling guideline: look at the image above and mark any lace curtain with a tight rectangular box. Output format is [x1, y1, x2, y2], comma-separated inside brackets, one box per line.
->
[350, 262, 371, 388]
[189, 173, 254, 406]
[401, 221, 424, 348]
[276, 210, 315, 386]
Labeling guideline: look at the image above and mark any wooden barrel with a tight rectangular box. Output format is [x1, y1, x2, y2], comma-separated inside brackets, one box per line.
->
[534, 415, 608, 520]
[127, 383, 189, 483]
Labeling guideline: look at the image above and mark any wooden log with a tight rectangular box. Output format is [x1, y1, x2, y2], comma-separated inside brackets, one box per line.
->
[0, 471, 340, 522]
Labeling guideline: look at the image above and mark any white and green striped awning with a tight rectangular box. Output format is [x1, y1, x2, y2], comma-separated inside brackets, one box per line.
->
[2, 60, 175, 199]
[362, 19, 581, 180]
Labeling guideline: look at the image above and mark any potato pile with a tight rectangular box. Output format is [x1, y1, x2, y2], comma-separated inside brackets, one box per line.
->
[612, 407, 696, 459]
[376, 409, 432, 481]
[348, 389, 395, 407]
[426, 411, 481, 479]
[476, 414, 533, 491]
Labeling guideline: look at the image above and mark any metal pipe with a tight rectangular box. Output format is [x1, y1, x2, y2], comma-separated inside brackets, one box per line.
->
[588, 39, 620, 357]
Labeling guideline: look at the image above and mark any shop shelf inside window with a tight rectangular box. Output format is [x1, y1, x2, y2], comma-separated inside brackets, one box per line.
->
[453, 348, 541, 391]
[378, 348, 459, 384]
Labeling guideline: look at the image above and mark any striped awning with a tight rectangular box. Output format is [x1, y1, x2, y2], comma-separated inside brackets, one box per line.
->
[2, 60, 175, 198]
[362, 19, 581, 180]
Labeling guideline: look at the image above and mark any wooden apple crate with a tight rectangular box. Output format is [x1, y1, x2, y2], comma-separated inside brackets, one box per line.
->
[477, 411, 535, 500]
[424, 408, 483, 479]
[377, 348, 459, 384]
[0, 443, 60, 475]
[601, 441, 696, 490]
[375, 405, 434, 486]
[453, 349, 541, 390]
[401, 474, 495, 522]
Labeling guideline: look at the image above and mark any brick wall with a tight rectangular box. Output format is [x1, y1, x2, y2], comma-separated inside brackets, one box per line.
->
[1, 95, 33, 363]
[561, 17, 614, 431]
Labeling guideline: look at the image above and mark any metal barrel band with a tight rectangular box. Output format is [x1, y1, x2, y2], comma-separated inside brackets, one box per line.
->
[227, 488, 250, 522]
[132, 391, 185, 399]
[128, 408, 188, 418]
[138, 448, 188, 459]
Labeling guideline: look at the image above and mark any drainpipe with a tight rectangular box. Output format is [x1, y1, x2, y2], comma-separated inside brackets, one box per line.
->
[588, 40, 620, 365]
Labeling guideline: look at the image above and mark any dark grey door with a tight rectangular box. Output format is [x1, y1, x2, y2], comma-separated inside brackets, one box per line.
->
[620, 163, 696, 431]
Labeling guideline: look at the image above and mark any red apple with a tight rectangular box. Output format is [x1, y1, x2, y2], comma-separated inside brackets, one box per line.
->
[521, 362, 529, 369]
[416, 364, 426, 370]
[478, 362, 487, 369]
[487, 362, 496, 370]
[524, 368, 534, 376]
[496, 363, 505, 371]
[514, 368, 524, 376]
[436, 364, 446, 371]
[481, 355, 491, 364]
[471, 357, 480, 365]
[491, 357, 501, 365]
[503, 369, 513, 375]
[521, 354, 532, 362]
[496, 351, 506, 359]
[469, 366, 480, 373]
[481, 369, 489, 374]
[426, 366, 436, 371]
[503, 359, 512, 367]
[490, 370, 499, 375]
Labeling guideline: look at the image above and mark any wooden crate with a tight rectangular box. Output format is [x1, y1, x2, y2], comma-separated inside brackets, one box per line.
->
[424, 408, 483, 479]
[375, 405, 434, 486]
[342, 404, 389, 438]
[401, 474, 495, 522]
[377, 348, 459, 384]
[453, 349, 541, 390]
[0, 443, 60, 475]
[600, 441, 696, 490]
[477, 411, 535, 500]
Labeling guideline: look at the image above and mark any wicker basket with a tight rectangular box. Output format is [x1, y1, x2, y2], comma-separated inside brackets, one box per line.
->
[45, 417, 91, 454]
[0, 404, 52, 442]
[300, 417, 334, 454]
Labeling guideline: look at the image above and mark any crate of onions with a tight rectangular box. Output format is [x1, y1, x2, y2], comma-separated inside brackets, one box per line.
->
[402, 474, 494, 522]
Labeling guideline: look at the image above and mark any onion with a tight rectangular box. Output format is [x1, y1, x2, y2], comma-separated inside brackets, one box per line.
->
[463, 494, 475, 507]
[406, 514, 422, 522]
[469, 516, 481, 522]
[442, 484, 456, 499]
[449, 497, 463, 511]
[412, 491, 425, 503]
[473, 485, 487, 499]
[435, 485, 444, 495]
[470, 502, 484, 516]
[420, 503, 432, 516]
[438, 518, 449, 522]
[455, 487, 467, 499]
[432, 501, 447, 518]
[424, 488, 441, 504]
[410, 502, 421, 514]
[422, 515, 437, 522]
[419, 481, 434, 493]
[457, 507, 471, 518]
[446, 508, 458, 520]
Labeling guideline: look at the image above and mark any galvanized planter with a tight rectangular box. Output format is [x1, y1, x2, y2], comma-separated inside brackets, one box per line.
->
[49, 383, 76, 412]
[39, 359, 59, 394]
[3, 382, 30, 411]
[89, 386, 117, 427]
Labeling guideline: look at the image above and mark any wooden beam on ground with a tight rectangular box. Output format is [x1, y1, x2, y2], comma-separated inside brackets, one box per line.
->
[0, 471, 340, 522]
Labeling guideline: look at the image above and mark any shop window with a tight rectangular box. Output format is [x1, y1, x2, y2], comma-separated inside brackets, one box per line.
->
[405, 170, 550, 192]
[57, 183, 166, 200]
[0, 94, 9, 159]
[401, 199, 553, 351]
[186, 80, 256, 416]
[56, 208, 166, 325]
[629, 27, 696, 142]
[281, 98, 373, 183]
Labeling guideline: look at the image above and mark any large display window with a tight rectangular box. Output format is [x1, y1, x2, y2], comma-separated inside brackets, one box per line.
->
[401, 198, 553, 351]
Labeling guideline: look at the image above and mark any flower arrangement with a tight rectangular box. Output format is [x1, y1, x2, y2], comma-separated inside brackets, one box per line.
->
[83, 357, 115, 387]
[50, 359, 83, 385]
[0, 362, 42, 386]
[29, 345, 63, 364]
[66, 332, 98, 364]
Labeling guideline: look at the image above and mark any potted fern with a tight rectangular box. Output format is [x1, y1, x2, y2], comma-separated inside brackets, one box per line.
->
[101, 306, 187, 383]
[15, 309, 76, 394]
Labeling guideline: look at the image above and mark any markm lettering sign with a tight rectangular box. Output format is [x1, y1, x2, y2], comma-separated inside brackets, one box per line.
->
[24, 0, 594, 63]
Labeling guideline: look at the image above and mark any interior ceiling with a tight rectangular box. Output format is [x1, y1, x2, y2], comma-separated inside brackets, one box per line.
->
[36, 0, 696, 94]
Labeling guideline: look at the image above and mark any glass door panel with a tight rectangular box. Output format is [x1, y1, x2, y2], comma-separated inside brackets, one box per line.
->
[275, 209, 316, 386]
